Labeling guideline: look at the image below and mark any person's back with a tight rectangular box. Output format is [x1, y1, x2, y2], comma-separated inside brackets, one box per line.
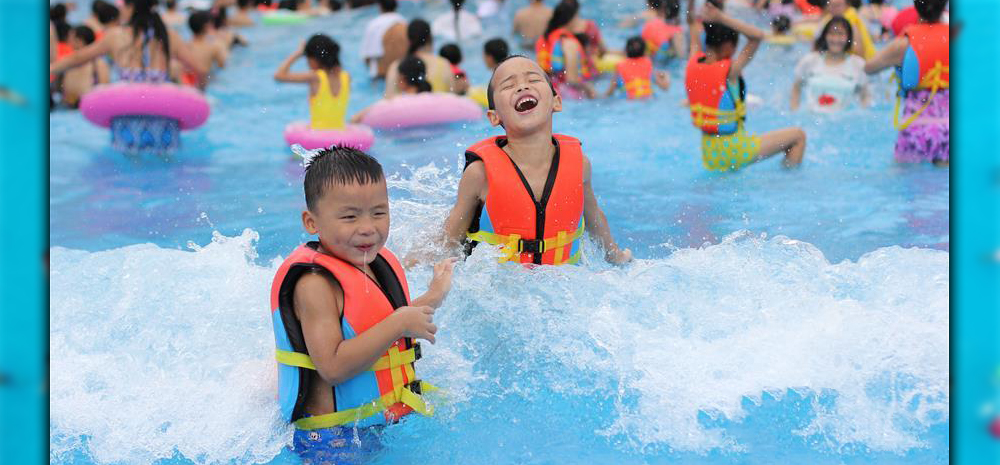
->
[361, 0, 406, 78]
[513, 0, 553, 49]
[270, 146, 454, 463]
[230, 0, 255, 27]
[432, 0, 483, 42]
[161, 0, 187, 28]
[183, 10, 225, 89]
[62, 26, 110, 107]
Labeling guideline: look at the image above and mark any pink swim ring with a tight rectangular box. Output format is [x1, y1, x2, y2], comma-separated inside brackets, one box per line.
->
[361, 92, 482, 130]
[80, 83, 210, 130]
[284, 122, 375, 151]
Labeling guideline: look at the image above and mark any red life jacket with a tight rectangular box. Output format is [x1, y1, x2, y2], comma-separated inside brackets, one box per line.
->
[535, 28, 595, 81]
[641, 18, 682, 58]
[269, 243, 436, 430]
[892, 22, 949, 130]
[465, 135, 586, 266]
[615, 56, 654, 99]
[684, 53, 745, 135]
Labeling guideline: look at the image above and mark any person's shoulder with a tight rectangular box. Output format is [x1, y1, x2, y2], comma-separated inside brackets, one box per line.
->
[845, 54, 866, 67]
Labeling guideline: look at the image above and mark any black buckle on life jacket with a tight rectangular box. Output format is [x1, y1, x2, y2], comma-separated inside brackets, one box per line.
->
[518, 238, 545, 254]
[405, 380, 422, 395]
[413, 343, 422, 361]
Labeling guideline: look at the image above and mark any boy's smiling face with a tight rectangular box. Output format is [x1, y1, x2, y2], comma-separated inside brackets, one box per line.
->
[302, 179, 390, 267]
[487, 57, 562, 135]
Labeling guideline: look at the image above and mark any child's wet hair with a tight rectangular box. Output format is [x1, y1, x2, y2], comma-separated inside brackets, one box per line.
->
[378, 0, 397, 12]
[486, 55, 557, 111]
[304, 146, 385, 212]
[304, 34, 341, 69]
[771, 15, 791, 34]
[72, 25, 97, 45]
[213, 6, 229, 29]
[188, 10, 213, 35]
[813, 15, 852, 52]
[406, 19, 432, 55]
[914, 0, 948, 22]
[663, 0, 680, 20]
[439, 43, 462, 65]
[625, 36, 646, 58]
[92, 0, 120, 24]
[704, 22, 739, 49]
[398, 55, 433, 93]
[483, 38, 509, 64]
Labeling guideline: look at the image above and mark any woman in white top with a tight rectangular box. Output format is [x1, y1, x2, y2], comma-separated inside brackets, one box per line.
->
[791, 16, 871, 113]
[431, 0, 483, 42]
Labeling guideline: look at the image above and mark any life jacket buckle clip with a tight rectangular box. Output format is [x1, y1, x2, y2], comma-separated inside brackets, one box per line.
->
[405, 379, 423, 395]
[518, 238, 545, 254]
[413, 343, 422, 361]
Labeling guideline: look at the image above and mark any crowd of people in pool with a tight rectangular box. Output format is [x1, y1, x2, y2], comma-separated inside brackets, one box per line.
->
[47, 0, 949, 461]
[48, 0, 949, 168]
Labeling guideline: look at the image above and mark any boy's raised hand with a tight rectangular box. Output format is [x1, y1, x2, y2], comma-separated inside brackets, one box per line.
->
[607, 247, 633, 265]
[702, 1, 724, 22]
[394, 306, 438, 344]
[429, 257, 458, 299]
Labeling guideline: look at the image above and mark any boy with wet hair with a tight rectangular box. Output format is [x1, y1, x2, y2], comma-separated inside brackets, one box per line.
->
[182, 10, 226, 90]
[441, 55, 632, 266]
[271, 146, 455, 462]
[483, 37, 510, 70]
[60, 25, 110, 108]
[604, 36, 670, 98]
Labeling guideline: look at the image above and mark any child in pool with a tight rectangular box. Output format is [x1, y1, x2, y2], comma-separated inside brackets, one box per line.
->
[384, 19, 454, 97]
[271, 146, 455, 463]
[685, 2, 806, 171]
[863, 0, 948, 166]
[60, 26, 110, 108]
[182, 10, 227, 90]
[439, 43, 470, 95]
[440, 55, 632, 265]
[351, 55, 433, 124]
[275, 34, 351, 131]
[790, 16, 871, 112]
[766, 15, 796, 45]
[483, 37, 510, 71]
[512, 0, 552, 49]
[229, 0, 256, 27]
[604, 37, 670, 99]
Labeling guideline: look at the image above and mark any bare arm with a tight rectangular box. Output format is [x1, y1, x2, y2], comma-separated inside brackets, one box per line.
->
[864, 35, 907, 74]
[170, 30, 209, 76]
[50, 34, 112, 74]
[603, 73, 619, 98]
[50, 23, 57, 63]
[790, 79, 802, 110]
[688, 18, 703, 57]
[442, 160, 488, 252]
[581, 155, 632, 264]
[273, 45, 313, 83]
[671, 31, 688, 59]
[294, 273, 437, 386]
[654, 70, 671, 90]
[96, 60, 110, 84]
[213, 42, 227, 69]
[408, 258, 457, 309]
[384, 61, 401, 98]
[702, 3, 764, 79]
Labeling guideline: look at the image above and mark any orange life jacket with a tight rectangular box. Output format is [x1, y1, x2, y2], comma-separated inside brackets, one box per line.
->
[270, 244, 436, 430]
[465, 135, 586, 266]
[535, 28, 595, 81]
[641, 18, 682, 58]
[893, 22, 949, 130]
[615, 56, 654, 99]
[684, 53, 746, 135]
[794, 0, 822, 16]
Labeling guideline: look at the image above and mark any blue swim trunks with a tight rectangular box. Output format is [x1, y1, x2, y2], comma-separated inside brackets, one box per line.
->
[291, 425, 384, 464]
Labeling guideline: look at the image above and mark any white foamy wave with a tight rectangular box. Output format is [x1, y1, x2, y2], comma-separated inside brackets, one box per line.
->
[50, 230, 948, 463]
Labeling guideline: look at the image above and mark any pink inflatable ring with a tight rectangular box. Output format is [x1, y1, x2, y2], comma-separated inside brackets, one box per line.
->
[361, 92, 482, 130]
[80, 83, 210, 130]
[284, 122, 376, 151]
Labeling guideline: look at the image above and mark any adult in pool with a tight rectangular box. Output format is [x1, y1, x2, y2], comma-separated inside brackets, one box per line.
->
[685, 2, 806, 171]
[790, 16, 871, 112]
[439, 55, 633, 265]
[271, 147, 455, 462]
[50, 0, 207, 83]
[863, 0, 948, 166]
[275, 34, 351, 131]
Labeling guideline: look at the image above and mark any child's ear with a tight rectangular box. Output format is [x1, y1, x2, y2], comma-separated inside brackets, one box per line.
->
[486, 109, 503, 127]
[302, 210, 319, 235]
[552, 92, 563, 113]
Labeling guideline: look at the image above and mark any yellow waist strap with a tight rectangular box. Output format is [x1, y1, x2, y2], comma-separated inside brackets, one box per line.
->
[292, 381, 439, 430]
[893, 62, 948, 131]
[466, 219, 585, 265]
[690, 101, 746, 128]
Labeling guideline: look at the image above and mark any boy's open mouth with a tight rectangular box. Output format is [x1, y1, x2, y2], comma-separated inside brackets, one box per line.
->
[515, 95, 538, 113]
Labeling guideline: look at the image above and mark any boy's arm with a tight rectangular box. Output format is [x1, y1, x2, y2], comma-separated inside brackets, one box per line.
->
[96, 60, 110, 84]
[790, 79, 802, 110]
[170, 29, 209, 76]
[863, 35, 907, 74]
[654, 70, 671, 90]
[603, 74, 618, 98]
[408, 258, 457, 309]
[581, 155, 633, 265]
[294, 272, 437, 386]
[50, 33, 112, 74]
[441, 160, 487, 253]
[213, 41, 228, 68]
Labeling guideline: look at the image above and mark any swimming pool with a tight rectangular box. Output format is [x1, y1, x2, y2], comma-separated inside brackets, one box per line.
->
[50, 0, 949, 463]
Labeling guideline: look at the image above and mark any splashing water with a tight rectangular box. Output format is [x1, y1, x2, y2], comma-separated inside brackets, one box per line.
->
[50, 228, 948, 464]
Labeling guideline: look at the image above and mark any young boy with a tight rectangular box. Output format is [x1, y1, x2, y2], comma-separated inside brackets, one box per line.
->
[441, 55, 632, 266]
[181, 10, 226, 90]
[685, 2, 806, 171]
[604, 36, 670, 99]
[270, 147, 455, 461]
[60, 26, 110, 108]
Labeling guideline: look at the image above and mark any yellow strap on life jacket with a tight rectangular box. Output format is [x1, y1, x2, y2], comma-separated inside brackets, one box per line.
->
[893, 61, 948, 131]
[466, 219, 585, 265]
[292, 381, 440, 430]
[276, 345, 420, 372]
[624, 78, 652, 98]
[690, 99, 746, 130]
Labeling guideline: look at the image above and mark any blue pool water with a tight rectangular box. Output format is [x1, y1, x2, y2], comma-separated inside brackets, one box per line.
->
[50, 1, 949, 463]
